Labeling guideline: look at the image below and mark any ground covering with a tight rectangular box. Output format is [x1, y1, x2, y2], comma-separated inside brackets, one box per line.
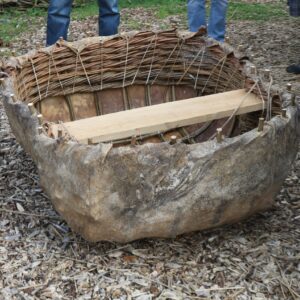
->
[0, 1, 299, 299]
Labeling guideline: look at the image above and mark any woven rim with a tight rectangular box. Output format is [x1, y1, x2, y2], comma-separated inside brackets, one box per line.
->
[10, 29, 250, 103]
[6, 29, 281, 145]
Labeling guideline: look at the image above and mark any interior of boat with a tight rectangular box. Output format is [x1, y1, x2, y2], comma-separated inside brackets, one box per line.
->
[10, 31, 281, 146]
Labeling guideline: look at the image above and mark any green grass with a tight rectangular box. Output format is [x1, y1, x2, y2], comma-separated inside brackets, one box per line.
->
[71, 0, 185, 19]
[121, 0, 185, 19]
[0, 8, 44, 44]
[0, 1, 288, 45]
[122, 0, 288, 21]
[71, 0, 185, 18]
[227, 2, 288, 21]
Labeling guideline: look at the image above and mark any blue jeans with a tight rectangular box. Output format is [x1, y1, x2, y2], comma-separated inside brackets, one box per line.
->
[187, 0, 228, 42]
[46, 0, 120, 46]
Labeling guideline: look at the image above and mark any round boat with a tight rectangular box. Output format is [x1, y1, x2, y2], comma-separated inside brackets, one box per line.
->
[1, 30, 299, 242]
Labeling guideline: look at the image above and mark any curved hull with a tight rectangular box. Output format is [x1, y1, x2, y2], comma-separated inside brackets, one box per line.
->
[1, 30, 299, 242]
[3, 94, 299, 242]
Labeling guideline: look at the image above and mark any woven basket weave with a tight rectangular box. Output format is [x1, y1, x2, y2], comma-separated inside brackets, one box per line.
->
[10, 29, 280, 145]
[1, 30, 298, 242]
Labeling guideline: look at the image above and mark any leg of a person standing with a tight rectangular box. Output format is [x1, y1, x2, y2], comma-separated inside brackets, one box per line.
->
[46, 0, 73, 46]
[98, 0, 120, 36]
[208, 0, 228, 42]
[286, 0, 300, 74]
[187, 0, 206, 32]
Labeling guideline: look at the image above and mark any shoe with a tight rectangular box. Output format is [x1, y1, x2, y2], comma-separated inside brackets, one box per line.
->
[286, 64, 300, 74]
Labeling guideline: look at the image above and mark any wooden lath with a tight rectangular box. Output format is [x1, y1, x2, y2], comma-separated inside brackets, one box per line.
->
[50, 89, 263, 144]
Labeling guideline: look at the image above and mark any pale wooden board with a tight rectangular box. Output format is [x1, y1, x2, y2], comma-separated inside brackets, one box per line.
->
[52, 89, 263, 144]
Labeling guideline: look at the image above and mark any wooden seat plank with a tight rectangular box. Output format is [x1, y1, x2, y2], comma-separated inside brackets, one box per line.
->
[52, 89, 263, 144]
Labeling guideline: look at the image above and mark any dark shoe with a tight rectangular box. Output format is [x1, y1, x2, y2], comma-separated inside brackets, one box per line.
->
[286, 64, 300, 74]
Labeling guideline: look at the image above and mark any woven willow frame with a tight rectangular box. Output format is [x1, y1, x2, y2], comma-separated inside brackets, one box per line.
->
[7, 29, 280, 145]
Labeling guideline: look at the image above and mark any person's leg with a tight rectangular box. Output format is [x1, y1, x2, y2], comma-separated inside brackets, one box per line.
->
[287, 64, 300, 74]
[208, 0, 228, 42]
[286, 1, 300, 73]
[289, 0, 300, 17]
[98, 0, 120, 36]
[46, 0, 73, 46]
[187, 0, 206, 32]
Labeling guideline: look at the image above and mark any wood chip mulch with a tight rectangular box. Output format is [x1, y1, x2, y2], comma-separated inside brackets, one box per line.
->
[0, 7, 300, 300]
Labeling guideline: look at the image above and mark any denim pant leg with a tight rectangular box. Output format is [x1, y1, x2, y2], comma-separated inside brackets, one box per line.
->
[98, 0, 120, 36]
[208, 0, 228, 42]
[46, 0, 73, 46]
[187, 0, 206, 32]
